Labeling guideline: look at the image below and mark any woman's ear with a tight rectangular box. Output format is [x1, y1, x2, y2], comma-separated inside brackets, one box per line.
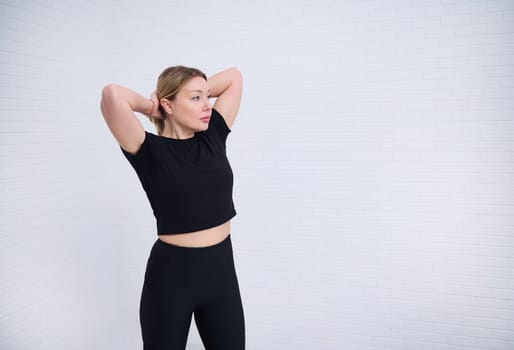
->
[160, 98, 173, 115]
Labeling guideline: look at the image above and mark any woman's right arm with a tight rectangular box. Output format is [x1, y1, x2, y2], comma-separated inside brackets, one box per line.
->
[100, 84, 158, 154]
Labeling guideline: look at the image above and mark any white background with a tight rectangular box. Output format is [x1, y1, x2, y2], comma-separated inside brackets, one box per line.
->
[1, 1, 514, 349]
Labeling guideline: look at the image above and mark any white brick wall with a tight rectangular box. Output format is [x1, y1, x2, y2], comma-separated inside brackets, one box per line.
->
[0, 1, 119, 349]
[1, 1, 514, 349]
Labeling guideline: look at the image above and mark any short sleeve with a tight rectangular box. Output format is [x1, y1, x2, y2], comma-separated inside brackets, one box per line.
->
[209, 109, 232, 142]
[120, 132, 155, 181]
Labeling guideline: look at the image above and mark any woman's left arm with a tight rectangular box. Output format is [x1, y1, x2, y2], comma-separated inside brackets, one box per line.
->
[208, 67, 243, 129]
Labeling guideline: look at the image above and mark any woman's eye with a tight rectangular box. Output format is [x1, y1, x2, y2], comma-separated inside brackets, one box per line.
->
[192, 96, 200, 101]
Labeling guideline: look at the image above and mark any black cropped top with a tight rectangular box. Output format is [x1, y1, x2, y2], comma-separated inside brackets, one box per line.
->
[121, 109, 236, 235]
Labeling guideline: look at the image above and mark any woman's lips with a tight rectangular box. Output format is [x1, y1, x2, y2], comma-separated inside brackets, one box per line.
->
[200, 116, 210, 123]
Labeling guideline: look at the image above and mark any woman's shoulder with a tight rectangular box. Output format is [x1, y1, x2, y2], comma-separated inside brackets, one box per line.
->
[210, 108, 232, 137]
[121, 130, 163, 158]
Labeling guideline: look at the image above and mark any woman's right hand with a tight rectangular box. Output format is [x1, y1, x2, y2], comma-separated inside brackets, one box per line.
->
[148, 91, 164, 119]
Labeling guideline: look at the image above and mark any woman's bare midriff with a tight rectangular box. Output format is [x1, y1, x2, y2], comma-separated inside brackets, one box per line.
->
[158, 221, 231, 248]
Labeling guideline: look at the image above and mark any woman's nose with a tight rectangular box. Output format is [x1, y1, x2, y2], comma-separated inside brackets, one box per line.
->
[203, 98, 211, 110]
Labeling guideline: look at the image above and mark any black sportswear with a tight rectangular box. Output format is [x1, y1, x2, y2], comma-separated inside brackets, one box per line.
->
[121, 109, 236, 234]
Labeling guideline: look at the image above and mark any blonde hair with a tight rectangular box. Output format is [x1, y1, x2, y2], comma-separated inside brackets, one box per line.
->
[151, 65, 207, 135]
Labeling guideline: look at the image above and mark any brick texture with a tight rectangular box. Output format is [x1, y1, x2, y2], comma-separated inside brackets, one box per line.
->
[1, 1, 513, 349]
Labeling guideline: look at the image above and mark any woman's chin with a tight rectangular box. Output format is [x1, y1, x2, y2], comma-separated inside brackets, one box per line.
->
[196, 124, 209, 132]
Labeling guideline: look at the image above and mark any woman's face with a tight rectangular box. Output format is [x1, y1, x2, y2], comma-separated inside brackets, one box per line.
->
[166, 76, 212, 133]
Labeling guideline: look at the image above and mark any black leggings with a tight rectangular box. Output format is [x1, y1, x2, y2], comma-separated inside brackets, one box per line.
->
[140, 235, 245, 350]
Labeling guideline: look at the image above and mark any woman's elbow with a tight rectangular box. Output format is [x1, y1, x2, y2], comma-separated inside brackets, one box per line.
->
[230, 67, 242, 82]
[100, 83, 120, 118]
[101, 83, 119, 102]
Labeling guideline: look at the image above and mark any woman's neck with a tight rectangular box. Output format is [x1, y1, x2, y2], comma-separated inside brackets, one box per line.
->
[162, 119, 195, 140]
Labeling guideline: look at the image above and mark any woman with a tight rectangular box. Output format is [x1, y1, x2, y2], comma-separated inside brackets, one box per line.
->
[100, 66, 245, 350]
